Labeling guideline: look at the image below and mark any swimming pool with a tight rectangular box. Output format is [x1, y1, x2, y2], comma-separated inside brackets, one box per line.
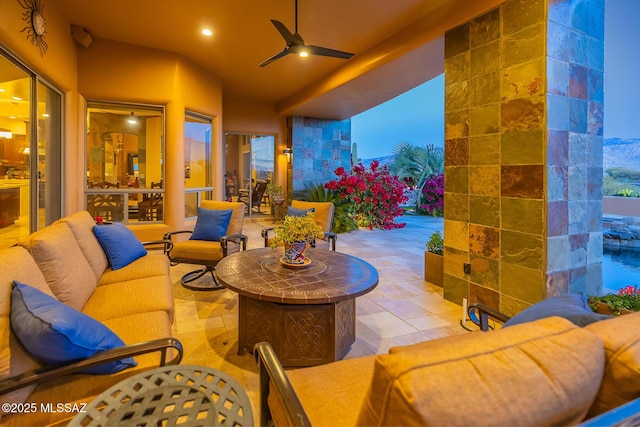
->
[602, 245, 640, 292]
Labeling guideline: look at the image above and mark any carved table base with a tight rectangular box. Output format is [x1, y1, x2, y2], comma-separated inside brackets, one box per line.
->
[238, 296, 356, 367]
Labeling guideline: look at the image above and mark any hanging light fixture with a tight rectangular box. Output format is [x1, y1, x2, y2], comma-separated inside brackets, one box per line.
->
[127, 112, 138, 124]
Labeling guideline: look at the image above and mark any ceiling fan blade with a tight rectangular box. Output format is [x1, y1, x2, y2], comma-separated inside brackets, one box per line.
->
[270, 20, 297, 45]
[306, 45, 354, 59]
[259, 47, 291, 67]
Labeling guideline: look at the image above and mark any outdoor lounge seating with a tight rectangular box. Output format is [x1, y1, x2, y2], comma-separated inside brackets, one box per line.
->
[164, 200, 247, 291]
[262, 200, 337, 251]
[255, 309, 640, 426]
[0, 211, 181, 426]
[238, 180, 268, 213]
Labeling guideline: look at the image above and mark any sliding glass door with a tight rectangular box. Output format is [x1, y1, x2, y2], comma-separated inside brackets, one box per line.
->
[224, 132, 275, 219]
[0, 50, 62, 248]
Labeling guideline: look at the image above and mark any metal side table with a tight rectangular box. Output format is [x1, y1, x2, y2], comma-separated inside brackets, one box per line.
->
[69, 365, 253, 427]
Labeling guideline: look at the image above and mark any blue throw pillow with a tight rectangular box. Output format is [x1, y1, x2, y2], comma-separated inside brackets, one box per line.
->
[10, 281, 137, 374]
[190, 208, 233, 241]
[287, 206, 315, 217]
[93, 222, 147, 270]
[503, 294, 612, 328]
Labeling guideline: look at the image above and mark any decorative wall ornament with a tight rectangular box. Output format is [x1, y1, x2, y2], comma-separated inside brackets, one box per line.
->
[18, 0, 48, 56]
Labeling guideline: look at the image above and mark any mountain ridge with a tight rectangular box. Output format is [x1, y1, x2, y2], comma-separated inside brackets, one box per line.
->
[358, 138, 640, 172]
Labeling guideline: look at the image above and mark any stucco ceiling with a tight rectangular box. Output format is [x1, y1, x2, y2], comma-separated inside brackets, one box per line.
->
[58, 0, 504, 120]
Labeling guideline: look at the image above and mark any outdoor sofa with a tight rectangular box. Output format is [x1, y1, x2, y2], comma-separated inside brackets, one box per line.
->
[256, 297, 640, 426]
[0, 211, 181, 426]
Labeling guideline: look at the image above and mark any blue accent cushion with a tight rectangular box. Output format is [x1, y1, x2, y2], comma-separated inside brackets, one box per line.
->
[503, 294, 612, 328]
[190, 208, 233, 241]
[10, 281, 137, 374]
[287, 206, 315, 217]
[93, 222, 147, 270]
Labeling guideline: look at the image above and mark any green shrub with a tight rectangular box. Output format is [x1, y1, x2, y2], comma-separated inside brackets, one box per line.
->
[426, 231, 444, 255]
[297, 183, 358, 234]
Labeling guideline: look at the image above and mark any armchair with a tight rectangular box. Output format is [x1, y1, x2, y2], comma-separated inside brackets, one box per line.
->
[164, 201, 247, 291]
[262, 200, 337, 251]
[238, 180, 268, 213]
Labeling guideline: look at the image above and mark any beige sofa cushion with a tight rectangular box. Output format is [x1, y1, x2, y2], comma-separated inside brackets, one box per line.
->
[0, 246, 50, 416]
[57, 211, 108, 281]
[585, 312, 640, 417]
[200, 200, 245, 236]
[97, 252, 170, 286]
[357, 317, 604, 427]
[84, 275, 174, 322]
[269, 355, 377, 427]
[3, 310, 173, 427]
[19, 222, 96, 311]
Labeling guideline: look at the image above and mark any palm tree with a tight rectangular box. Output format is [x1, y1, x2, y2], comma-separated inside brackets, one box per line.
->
[389, 142, 444, 211]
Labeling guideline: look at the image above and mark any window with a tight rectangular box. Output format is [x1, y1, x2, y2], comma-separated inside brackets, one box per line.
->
[85, 102, 164, 223]
[184, 111, 213, 219]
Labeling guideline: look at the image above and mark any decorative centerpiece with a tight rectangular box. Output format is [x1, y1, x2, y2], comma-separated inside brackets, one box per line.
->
[271, 212, 323, 267]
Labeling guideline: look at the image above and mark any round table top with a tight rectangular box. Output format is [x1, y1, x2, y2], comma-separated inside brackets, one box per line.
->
[69, 365, 253, 427]
[215, 247, 379, 304]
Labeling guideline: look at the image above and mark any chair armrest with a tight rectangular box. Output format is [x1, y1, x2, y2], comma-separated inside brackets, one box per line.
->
[323, 232, 337, 251]
[142, 239, 173, 253]
[0, 337, 183, 395]
[468, 302, 511, 331]
[254, 342, 311, 427]
[163, 230, 193, 239]
[220, 233, 248, 256]
[261, 227, 275, 247]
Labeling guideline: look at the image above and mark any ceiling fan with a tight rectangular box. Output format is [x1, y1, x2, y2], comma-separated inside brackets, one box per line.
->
[259, 0, 355, 67]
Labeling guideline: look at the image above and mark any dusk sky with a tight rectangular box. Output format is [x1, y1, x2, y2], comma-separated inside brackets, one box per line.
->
[353, 0, 638, 160]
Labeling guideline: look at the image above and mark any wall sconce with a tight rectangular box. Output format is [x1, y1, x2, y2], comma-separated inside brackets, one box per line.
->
[283, 147, 292, 163]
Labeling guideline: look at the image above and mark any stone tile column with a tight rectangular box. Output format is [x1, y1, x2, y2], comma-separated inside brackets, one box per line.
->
[288, 116, 352, 192]
[443, 0, 604, 314]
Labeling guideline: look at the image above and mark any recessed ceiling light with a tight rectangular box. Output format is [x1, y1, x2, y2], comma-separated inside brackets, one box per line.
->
[201, 28, 213, 37]
[11, 96, 22, 101]
[0, 88, 6, 93]
[42, 113, 50, 118]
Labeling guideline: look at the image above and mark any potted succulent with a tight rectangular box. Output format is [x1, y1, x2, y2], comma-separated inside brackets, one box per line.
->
[271, 212, 324, 264]
[588, 285, 640, 315]
[425, 230, 444, 287]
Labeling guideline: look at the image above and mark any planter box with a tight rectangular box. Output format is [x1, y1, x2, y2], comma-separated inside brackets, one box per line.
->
[593, 301, 634, 316]
[424, 251, 443, 287]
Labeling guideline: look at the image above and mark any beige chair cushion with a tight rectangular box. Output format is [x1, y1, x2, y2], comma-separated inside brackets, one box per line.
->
[3, 310, 173, 427]
[97, 253, 170, 286]
[57, 211, 108, 281]
[269, 356, 377, 427]
[170, 240, 224, 262]
[0, 246, 50, 416]
[83, 275, 174, 323]
[200, 200, 245, 236]
[356, 316, 604, 427]
[585, 312, 640, 417]
[291, 200, 334, 233]
[18, 222, 96, 311]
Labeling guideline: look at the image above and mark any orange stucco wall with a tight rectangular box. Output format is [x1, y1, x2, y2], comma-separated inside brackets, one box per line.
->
[0, 2, 287, 241]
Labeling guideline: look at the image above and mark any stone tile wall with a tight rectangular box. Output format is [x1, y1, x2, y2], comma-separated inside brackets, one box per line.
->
[443, 0, 604, 314]
[289, 115, 352, 192]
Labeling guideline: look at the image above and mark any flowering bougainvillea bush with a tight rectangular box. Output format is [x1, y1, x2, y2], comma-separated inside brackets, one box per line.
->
[420, 173, 444, 216]
[324, 160, 409, 230]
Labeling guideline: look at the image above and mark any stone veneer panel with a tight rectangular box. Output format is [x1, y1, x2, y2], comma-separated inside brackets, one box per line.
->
[289, 116, 351, 192]
[443, 0, 604, 312]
